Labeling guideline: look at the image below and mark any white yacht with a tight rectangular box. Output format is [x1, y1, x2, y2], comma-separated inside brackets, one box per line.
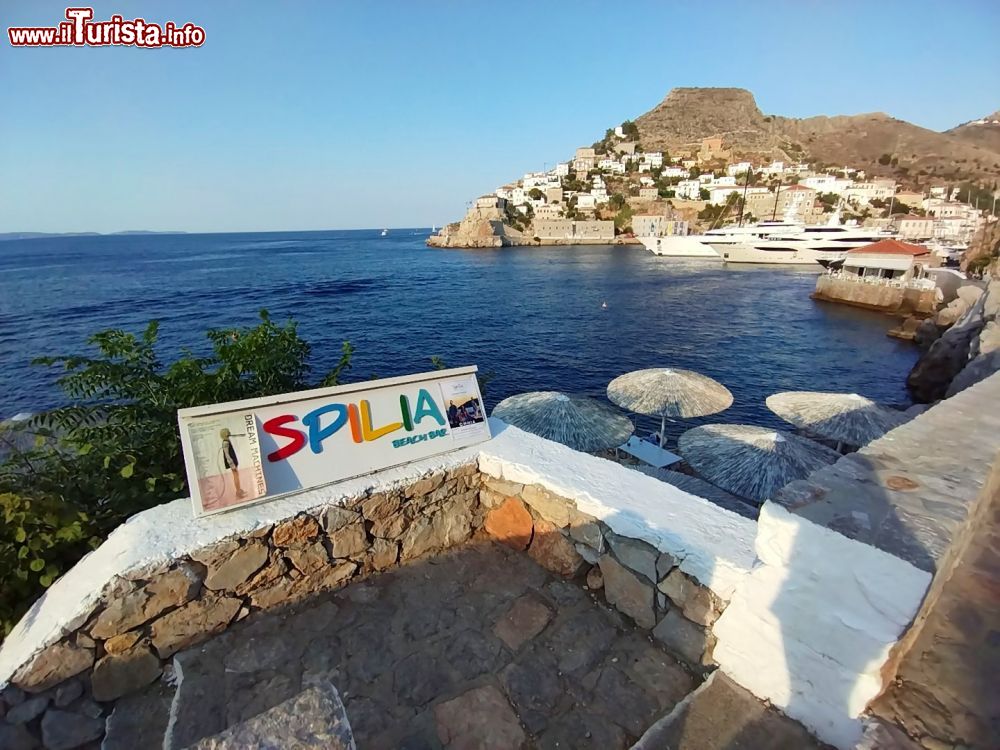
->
[639, 220, 803, 259]
[711, 223, 895, 266]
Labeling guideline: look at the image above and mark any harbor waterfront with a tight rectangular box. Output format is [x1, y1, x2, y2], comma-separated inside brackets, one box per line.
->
[0, 231, 919, 436]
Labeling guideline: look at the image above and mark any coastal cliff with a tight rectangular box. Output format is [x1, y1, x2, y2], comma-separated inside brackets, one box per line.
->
[427, 200, 527, 249]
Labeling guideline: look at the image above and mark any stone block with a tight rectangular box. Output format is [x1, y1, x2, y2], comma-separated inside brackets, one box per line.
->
[369, 511, 408, 539]
[652, 608, 709, 666]
[657, 569, 721, 626]
[190, 540, 240, 569]
[272, 514, 320, 547]
[405, 472, 445, 498]
[370, 538, 399, 571]
[5, 694, 49, 723]
[359, 492, 400, 522]
[91, 563, 204, 639]
[150, 596, 241, 658]
[606, 531, 658, 582]
[586, 566, 604, 590]
[493, 594, 553, 651]
[204, 542, 268, 591]
[321, 505, 363, 533]
[12, 641, 93, 693]
[91, 643, 162, 702]
[328, 521, 368, 559]
[103, 631, 141, 656]
[521, 484, 572, 527]
[0, 723, 36, 750]
[53, 680, 83, 708]
[40, 709, 104, 750]
[433, 684, 526, 750]
[599, 554, 656, 629]
[235, 554, 288, 596]
[484, 497, 534, 550]
[568, 510, 604, 553]
[575, 543, 600, 564]
[185, 681, 355, 750]
[528, 518, 585, 577]
[285, 540, 332, 575]
[656, 552, 679, 579]
[483, 477, 524, 497]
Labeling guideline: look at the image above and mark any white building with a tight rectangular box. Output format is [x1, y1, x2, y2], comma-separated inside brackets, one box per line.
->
[662, 166, 688, 179]
[709, 185, 769, 205]
[554, 162, 570, 177]
[758, 161, 785, 177]
[576, 194, 597, 210]
[598, 158, 626, 175]
[801, 175, 852, 195]
[676, 180, 704, 200]
[843, 182, 897, 206]
[727, 162, 753, 177]
[707, 176, 737, 188]
[639, 176, 655, 187]
[643, 152, 664, 168]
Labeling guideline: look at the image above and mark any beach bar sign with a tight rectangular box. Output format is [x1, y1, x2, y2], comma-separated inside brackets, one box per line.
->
[178, 366, 491, 517]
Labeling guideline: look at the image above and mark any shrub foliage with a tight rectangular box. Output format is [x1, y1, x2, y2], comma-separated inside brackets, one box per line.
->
[0, 310, 353, 636]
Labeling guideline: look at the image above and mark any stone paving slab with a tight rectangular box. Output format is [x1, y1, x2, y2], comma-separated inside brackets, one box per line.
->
[633, 670, 830, 750]
[161, 542, 699, 749]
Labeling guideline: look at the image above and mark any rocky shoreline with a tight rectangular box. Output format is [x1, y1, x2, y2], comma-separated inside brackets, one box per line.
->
[906, 277, 1000, 402]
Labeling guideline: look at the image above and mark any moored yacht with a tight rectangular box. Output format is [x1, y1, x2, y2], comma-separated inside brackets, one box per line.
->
[711, 221, 895, 266]
[638, 220, 803, 259]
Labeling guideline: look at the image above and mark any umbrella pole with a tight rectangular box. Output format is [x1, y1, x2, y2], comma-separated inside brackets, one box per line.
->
[659, 415, 667, 448]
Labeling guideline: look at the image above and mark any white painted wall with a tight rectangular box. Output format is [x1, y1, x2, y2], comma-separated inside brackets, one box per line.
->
[712, 503, 931, 749]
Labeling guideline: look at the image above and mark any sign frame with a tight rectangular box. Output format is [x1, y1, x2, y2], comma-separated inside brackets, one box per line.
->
[177, 365, 490, 518]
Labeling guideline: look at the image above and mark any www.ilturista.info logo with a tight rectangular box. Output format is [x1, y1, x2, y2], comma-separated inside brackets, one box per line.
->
[8, 7, 205, 48]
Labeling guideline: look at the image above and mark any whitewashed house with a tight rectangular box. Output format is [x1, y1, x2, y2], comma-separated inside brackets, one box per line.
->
[727, 162, 753, 177]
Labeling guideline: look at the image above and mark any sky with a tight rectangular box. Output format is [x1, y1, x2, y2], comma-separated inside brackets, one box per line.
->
[1, 1, 998, 234]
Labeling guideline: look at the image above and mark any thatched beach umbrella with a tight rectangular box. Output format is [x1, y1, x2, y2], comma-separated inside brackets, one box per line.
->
[492, 391, 634, 453]
[633, 466, 758, 519]
[677, 424, 839, 502]
[766, 391, 907, 448]
[607, 368, 733, 447]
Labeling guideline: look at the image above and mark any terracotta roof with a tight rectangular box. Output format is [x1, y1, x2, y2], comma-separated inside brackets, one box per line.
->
[848, 238, 931, 256]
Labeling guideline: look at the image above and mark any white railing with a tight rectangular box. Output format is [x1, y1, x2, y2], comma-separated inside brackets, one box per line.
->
[822, 271, 936, 291]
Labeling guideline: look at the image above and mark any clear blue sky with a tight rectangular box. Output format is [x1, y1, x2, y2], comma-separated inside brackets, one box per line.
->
[2, 1, 998, 233]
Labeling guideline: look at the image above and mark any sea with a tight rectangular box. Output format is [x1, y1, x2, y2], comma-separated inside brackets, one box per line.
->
[0, 229, 920, 440]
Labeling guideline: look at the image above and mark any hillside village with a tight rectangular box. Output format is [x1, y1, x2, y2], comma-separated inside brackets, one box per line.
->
[428, 89, 998, 251]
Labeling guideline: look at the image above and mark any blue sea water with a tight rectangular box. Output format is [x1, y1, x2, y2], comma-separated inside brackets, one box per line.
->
[0, 229, 919, 439]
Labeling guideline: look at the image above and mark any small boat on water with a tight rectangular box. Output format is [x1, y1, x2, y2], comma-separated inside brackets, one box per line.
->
[380, 228, 388, 237]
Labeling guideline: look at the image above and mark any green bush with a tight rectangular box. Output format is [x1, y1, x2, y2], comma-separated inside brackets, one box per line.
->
[0, 310, 353, 635]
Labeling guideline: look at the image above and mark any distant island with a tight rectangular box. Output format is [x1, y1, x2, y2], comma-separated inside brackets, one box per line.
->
[0, 230, 187, 242]
[428, 87, 999, 249]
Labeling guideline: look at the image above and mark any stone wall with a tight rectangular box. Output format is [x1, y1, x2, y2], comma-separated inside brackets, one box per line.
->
[0, 463, 482, 747]
[813, 275, 938, 314]
[868, 441, 1000, 748]
[479, 478, 727, 671]
[0, 422, 762, 749]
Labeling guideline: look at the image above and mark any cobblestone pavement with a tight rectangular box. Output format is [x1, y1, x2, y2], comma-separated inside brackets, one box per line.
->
[172, 541, 699, 749]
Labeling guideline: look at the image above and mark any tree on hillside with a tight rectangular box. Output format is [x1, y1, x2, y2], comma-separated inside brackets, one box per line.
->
[528, 188, 544, 201]
[620, 120, 639, 139]
[609, 192, 627, 210]
[698, 188, 710, 201]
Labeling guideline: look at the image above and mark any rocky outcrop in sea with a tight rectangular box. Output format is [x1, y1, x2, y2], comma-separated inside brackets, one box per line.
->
[907, 277, 1000, 402]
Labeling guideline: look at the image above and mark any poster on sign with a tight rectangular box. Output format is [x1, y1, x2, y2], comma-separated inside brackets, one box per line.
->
[178, 366, 492, 517]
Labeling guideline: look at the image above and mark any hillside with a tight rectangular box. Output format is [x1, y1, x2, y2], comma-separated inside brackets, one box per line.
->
[633, 88, 1000, 188]
[946, 111, 1000, 157]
